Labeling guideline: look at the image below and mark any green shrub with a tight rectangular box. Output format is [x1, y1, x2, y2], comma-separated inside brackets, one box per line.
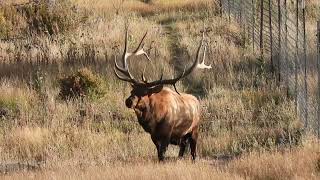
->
[0, 98, 20, 120]
[59, 68, 106, 100]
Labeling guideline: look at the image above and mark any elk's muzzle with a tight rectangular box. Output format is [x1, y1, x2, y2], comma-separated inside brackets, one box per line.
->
[126, 95, 138, 108]
[126, 95, 140, 109]
[125, 98, 132, 108]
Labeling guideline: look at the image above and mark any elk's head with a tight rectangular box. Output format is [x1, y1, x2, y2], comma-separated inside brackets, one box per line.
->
[114, 27, 211, 110]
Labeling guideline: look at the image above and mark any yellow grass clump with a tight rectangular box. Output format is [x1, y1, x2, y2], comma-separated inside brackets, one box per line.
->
[2, 127, 50, 162]
[228, 138, 320, 180]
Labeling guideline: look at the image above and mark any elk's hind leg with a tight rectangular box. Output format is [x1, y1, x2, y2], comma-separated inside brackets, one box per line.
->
[189, 130, 198, 161]
[178, 134, 191, 158]
[178, 141, 187, 157]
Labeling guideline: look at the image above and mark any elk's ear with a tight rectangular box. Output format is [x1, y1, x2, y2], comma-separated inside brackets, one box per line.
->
[148, 85, 163, 95]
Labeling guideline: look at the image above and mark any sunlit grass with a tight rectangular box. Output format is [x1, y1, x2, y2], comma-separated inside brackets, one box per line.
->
[3, 140, 319, 179]
[0, 0, 319, 179]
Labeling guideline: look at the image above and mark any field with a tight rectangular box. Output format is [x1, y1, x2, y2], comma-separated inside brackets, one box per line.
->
[0, 0, 319, 179]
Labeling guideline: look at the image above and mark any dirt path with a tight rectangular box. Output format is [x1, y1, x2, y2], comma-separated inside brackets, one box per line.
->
[159, 17, 189, 78]
[158, 17, 208, 97]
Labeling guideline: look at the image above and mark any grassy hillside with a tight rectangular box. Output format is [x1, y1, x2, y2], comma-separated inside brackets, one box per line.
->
[0, 0, 319, 179]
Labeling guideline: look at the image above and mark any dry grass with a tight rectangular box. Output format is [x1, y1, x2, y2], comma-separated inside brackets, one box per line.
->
[153, 0, 215, 12]
[176, 16, 247, 89]
[306, 0, 320, 21]
[3, 127, 50, 162]
[0, 0, 29, 5]
[199, 87, 301, 155]
[0, 0, 319, 179]
[0, 14, 170, 81]
[71, 0, 216, 17]
[228, 138, 320, 180]
[2, 161, 241, 180]
[2, 140, 319, 180]
[71, 0, 155, 17]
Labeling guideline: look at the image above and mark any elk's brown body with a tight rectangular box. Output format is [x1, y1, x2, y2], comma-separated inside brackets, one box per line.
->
[114, 27, 211, 161]
[129, 87, 200, 160]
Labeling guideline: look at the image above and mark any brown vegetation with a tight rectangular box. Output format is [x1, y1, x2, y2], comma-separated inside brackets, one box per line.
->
[0, 0, 319, 179]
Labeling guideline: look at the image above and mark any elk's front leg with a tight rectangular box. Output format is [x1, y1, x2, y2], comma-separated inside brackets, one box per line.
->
[157, 141, 168, 161]
[152, 136, 168, 161]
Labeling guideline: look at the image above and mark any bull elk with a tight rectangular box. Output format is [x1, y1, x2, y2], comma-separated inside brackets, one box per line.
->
[114, 27, 211, 161]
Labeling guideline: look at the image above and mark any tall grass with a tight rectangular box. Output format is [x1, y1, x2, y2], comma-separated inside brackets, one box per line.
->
[0, 0, 319, 179]
[2, 140, 319, 179]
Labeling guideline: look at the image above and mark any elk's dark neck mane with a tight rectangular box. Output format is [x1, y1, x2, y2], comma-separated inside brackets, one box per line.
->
[134, 96, 151, 133]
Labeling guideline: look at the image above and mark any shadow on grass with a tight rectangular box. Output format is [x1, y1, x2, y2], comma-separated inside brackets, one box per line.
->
[0, 162, 42, 175]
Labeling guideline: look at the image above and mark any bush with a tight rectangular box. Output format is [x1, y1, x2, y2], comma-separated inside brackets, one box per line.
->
[59, 68, 106, 100]
[22, 0, 87, 35]
[0, 5, 26, 39]
[0, 98, 20, 120]
[0, 85, 35, 121]
[0, 0, 87, 38]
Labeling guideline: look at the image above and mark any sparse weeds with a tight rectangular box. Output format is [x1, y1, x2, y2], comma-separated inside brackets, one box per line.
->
[200, 88, 302, 156]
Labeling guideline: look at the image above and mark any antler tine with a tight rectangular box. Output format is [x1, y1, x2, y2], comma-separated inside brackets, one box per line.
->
[114, 54, 138, 83]
[180, 31, 205, 76]
[202, 44, 206, 61]
[114, 56, 135, 79]
[197, 42, 212, 69]
[118, 26, 134, 77]
[113, 67, 137, 84]
[122, 25, 129, 68]
[114, 29, 135, 80]
[114, 26, 138, 83]
[141, 67, 148, 83]
[133, 31, 147, 53]
[133, 31, 151, 61]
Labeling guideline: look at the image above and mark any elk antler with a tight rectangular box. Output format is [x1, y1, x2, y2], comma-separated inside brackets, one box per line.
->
[197, 44, 212, 69]
[114, 28, 211, 94]
[141, 32, 209, 94]
[114, 26, 151, 85]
